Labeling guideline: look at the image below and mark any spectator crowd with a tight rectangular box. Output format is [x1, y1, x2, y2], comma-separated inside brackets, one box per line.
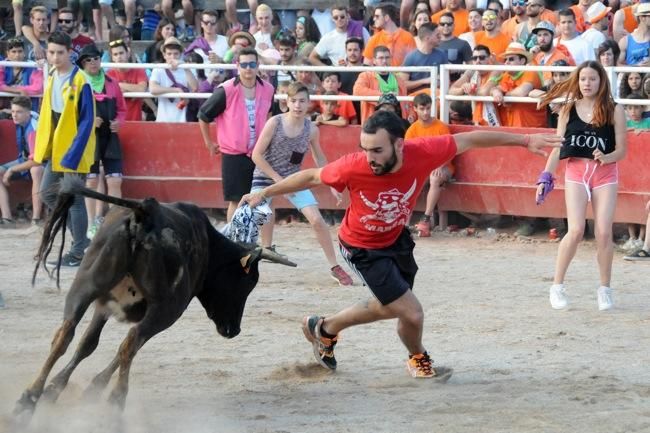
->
[0, 0, 649, 261]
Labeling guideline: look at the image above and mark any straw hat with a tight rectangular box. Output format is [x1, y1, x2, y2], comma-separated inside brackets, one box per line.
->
[228, 31, 256, 48]
[160, 36, 183, 53]
[586, 1, 611, 23]
[499, 42, 532, 63]
[635, 2, 650, 16]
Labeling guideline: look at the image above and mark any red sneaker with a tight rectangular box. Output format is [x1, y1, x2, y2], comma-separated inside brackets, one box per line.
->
[330, 265, 353, 286]
[415, 220, 431, 237]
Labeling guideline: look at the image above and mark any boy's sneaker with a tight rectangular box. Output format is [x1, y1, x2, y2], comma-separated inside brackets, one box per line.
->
[330, 265, 353, 286]
[47, 253, 83, 268]
[185, 26, 195, 41]
[549, 284, 568, 309]
[301, 315, 337, 370]
[597, 286, 613, 311]
[406, 352, 434, 378]
[415, 219, 431, 237]
[0, 218, 16, 229]
[87, 216, 104, 240]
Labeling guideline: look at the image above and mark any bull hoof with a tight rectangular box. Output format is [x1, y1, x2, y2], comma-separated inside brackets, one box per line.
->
[13, 390, 37, 417]
[107, 390, 127, 411]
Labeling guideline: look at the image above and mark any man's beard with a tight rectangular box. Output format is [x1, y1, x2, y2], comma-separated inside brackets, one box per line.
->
[369, 145, 398, 175]
[539, 41, 553, 52]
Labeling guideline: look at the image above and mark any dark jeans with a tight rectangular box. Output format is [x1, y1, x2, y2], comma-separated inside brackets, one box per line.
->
[40, 161, 89, 258]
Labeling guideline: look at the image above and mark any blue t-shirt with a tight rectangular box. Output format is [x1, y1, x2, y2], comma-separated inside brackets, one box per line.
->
[402, 48, 448, 81]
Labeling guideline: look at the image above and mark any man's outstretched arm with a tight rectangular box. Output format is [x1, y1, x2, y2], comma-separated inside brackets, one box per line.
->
[240, 168, 324, 208]
[453, 131, 564, 157]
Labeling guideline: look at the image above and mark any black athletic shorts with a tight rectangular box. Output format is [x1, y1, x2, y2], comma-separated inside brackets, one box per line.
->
[222, 153, 254, 202]
[339, 228, 419, 306]
[89, 158, 123, 176]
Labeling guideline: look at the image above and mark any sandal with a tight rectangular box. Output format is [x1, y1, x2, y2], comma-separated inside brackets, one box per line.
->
[624, 249, 650, 261]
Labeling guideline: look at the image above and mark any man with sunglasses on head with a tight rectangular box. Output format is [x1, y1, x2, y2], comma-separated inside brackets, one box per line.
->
[184, 10, 229, 64]
[475, 9, 510, 57]
[198, 48, 275, 223]
[310, 4, 370, 67]
[33, 31, 96, 267]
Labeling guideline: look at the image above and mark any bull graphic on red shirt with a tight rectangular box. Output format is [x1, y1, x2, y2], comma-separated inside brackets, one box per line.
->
[359, 180, 417, 225]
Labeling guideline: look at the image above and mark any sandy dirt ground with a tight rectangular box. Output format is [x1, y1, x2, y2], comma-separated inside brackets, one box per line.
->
[1, 223, 649, 433]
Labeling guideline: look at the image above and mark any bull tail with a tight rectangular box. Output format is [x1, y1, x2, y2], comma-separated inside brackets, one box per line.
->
[32, 177, 149, 288]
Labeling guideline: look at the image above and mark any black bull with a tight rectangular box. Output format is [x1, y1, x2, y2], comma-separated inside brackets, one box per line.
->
[14, 178, 295, 416]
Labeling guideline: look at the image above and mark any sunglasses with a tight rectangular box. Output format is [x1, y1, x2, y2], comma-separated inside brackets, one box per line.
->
[332, 14, 347, 20]
[472, 54, 488, 61]
[504, 56, 520, 62]
[512, 0, 526, 6]
[59, 19, 74, 23]
[440, 22, 453, 26]
[83, 56, 101, 63]
[526, 2, 542, 6]
[239, 61, 258, 69]
[109, 39, 125, 47]
[482, 16, 497, 21]
[201, 20, 217, 26]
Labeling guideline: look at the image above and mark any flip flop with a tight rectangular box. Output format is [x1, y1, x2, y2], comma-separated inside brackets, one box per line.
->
[624, 249, 650, 261]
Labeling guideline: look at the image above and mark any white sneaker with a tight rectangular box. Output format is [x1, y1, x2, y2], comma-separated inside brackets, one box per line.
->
[549, 284, 568, 309]
[597, 286, 613, 311]
[622, 238, 638, 251]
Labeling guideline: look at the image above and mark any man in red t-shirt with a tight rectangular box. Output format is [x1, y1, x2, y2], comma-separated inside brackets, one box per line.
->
[106, 40, 148, 121]
[241, 111, 561, 378]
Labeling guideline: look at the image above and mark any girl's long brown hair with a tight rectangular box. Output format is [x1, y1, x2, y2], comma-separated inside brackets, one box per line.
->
[539, 61, 615, 127]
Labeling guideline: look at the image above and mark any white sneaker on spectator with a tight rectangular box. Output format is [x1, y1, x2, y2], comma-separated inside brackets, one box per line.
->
[597, 286, 613, 311]
[549, 284, 568, 309]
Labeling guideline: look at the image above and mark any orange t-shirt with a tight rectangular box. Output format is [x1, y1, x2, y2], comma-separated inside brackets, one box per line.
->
[474, 31, 511, 57]
[501, 17, 524, 41]
[623, 6, 638, 34]
[319, 92, 357, 121]
[540, 9, 558, 26]
[496, 71, 547, 128]
[431, 8, 470, 37]
[405, 119, 454, 173]
[363, 28, 417, 66]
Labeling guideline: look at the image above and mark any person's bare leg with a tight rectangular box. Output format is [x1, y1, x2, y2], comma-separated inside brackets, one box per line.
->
[13, 4, 23, 37]
[592, 184, 617, 287]
[259, 204, 276, 248]
[225, 0, 238, 28]
[93, 8, 103, 40]
[553, 183, 589, 284]
[400, 0, 415, 29]
[0, 168, 13, 219]
[30, 165, 44, 220]
[322, 290, 426, 355]
[302, 205, 338, 267]
[124, 0, 136, 28]
[161, 0, 175, 22]
[85, 177, 99, 225]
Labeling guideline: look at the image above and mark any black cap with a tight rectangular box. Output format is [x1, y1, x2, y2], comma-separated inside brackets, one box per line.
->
[376, 93, 399, 109]
[76, 44, 103, 67]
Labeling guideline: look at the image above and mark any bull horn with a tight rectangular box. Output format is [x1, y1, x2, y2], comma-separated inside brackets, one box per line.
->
[258, 247, 297, 267]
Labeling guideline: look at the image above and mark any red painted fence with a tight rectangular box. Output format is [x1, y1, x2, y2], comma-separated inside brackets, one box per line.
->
[1, 121, 648, 223]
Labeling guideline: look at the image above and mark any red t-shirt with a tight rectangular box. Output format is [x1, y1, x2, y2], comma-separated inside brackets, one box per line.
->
[106, 68, 148, 121]
[320, 136, 457, 249]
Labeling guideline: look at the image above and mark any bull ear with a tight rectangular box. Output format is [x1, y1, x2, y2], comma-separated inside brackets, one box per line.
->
[257, 247, 297, 267]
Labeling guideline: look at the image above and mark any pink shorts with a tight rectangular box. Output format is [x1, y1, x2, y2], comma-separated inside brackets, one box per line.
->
[565, 158, 618, 201]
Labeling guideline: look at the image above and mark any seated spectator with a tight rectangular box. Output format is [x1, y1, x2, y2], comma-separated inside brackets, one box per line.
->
[409, 9, 432, 38]
[432, 0, 470, 37]
[407, 93, 452, 236]
[449, 44, 496, 126]
[480, 42, 547, 127]
[531, 20, 575, 87]
[364, 2, 416, 66]
[319, 71, 357, 125]
[107, 39, 148, 121]
[619, 71, 645, 99]
[141, 5, 163, 41]
[102, 26, 143, 66]
[353, 45, 408, 123]
[275, 32, 299, 86]
[339, 37, 365, 124]
[0, 37, 43, 109]
[77, 44, 127, 239]
[624, 93, 650, 129]
[375, 93, 411, 130]
[459, 8, 483, 49]
[222, 31, 256, 65]
[271, 80, 291, 116]
[613, 0, 639, 42]
[22, 5, 49, 61]
[555, 9, 595, 65]
[53, 7, 94, 64]
[184, 10, 229, 63]
[144, 18, 176, 65]
[618, 2, 650, 66]
[295, 15, 321, 60]
[296, 58, 322, 115]
[474, 9, 510, 58]
[597, 39, 620, 67]
[581, 2, 610, 54]
[184, 52, 224, 121]
[149, 37, 199, 122]
[314, 90, 347, 127]
[437, 13, 472, 81]
[310, 5, 370, 67]
[0, 96, 43, 227]
[449, 100, 473, 124]
[528, 59, 571, 128]
[254, 4, 274, 51]
[400, 22, 448, 93]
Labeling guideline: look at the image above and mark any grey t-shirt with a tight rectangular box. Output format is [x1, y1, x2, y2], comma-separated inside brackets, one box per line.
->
[402, 48, 448, 81]
[51, 69, 73, 114]
[439, 37, 472, 65]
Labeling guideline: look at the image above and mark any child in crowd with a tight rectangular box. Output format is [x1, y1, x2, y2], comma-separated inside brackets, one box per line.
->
[314, 91, 346, 127]
[407, 93, 452, 237]
[319, 71, 357, 125]
[296, 59, 322, 116]
[149, 37, 198, 122]
[271, 80, 291, 116]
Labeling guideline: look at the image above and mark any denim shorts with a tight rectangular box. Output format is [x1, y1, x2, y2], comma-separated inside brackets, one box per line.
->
[251, 187, 318, 211]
